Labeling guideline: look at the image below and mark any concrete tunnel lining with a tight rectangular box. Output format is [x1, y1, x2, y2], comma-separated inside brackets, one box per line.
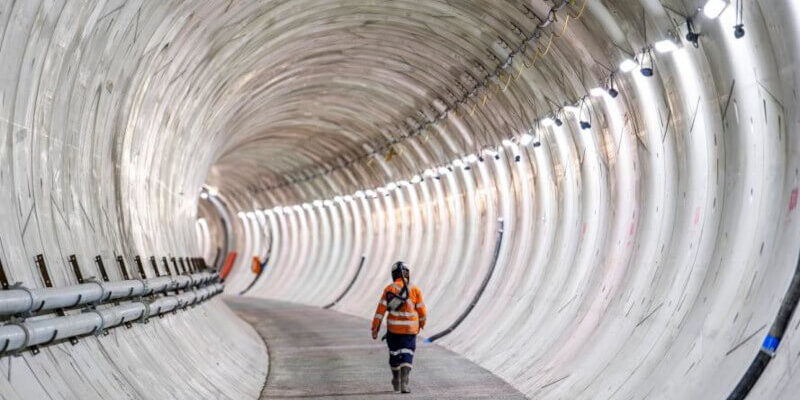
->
[1, 0, 799, 399]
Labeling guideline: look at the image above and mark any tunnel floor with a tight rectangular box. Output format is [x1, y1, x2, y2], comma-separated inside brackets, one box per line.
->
[226, 297, 526, 399]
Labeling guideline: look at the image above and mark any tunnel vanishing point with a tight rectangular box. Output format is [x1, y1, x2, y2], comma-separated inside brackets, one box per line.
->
[1, 0, 799, 399]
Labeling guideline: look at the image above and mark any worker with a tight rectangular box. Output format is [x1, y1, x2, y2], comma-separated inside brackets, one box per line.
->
[371, 261, 427, 394]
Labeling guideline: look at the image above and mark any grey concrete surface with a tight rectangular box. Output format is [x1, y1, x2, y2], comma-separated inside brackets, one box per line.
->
[226, 297, 526, 399]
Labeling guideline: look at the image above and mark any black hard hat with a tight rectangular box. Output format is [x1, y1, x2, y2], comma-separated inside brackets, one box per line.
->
[391, 261, 408, 273]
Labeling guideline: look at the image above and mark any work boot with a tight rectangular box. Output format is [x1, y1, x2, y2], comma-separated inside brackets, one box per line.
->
[400, 366, 411, 393]
[391, 369, 400, 392]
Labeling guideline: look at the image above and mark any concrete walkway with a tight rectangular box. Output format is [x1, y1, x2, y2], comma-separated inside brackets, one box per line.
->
[226, 297, 527, 399]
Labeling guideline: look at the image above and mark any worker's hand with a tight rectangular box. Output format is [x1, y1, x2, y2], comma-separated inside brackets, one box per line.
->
[371, 327, 379, 340]
[419, 322, 426, 330]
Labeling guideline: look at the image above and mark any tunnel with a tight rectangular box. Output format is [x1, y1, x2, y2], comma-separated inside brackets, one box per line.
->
[1, 0, 799, 399]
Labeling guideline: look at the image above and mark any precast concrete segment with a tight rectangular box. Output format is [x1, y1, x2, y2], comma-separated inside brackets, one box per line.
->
[226, 297, 526, 400]
[222, 1, 800, 400]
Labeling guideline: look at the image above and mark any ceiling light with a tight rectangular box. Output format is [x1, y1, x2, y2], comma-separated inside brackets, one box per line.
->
[366, 190, 377, 198]
[247, 212, 256, 218]
[734, 24, 745, 39]
[453, 159, 464, 168]
[423, 169, 436, 177]
[703, 0, 728, 19]
[654, 39, 679, 53]
[386, 182, 398, 191]
[199, 192, 208, 199]
[590, 87, 606, 97]
[283, 206, 293, 213]
[541, 117, 554, 127]
[313, 200, 323, 207]
[410, 175, 422, 184]
[293, 206, 302, 212]
[502, 139, 514, 147]
[438, 167, 449, 175]
[466, 154, 478, 163]
[344, 195, 353, 202]
[237, 212, 245, 218]
[355, 190, 365, 198]
[323, 200, 334, 207]
[619, 58, 638, 72]
[520, 133, 534, 146]
[302, 203, 312, 209]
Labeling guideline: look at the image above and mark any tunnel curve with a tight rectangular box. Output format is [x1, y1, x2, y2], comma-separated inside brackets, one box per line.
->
[1, 0, 800, 399]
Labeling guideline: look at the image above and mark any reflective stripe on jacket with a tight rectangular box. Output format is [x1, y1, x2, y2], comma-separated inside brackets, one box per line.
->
[372, 278, 427, 335]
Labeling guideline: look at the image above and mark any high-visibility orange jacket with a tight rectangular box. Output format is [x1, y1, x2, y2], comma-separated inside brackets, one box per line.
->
[372, 278, 427, 335]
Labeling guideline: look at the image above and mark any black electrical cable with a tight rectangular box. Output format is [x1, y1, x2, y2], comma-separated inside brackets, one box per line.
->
[323, 255, 367, 309]
[425, 219, 504, 343]
[726, 248, 800, 400]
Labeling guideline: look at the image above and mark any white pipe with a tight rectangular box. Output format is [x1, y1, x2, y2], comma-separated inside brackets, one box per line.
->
[0, 283, 224, 354]
[0, 272, 217, 317]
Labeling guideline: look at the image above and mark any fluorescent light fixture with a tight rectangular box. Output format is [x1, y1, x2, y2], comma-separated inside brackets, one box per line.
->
[437, 167, 449, 175]
[703, 0, 728, 19]
[377, 187, 389, 195]
[590, 87, 606, 97]
[466, 154, 479, 163]
[453, 159, 464, 168]
[204, 185, 218, 197]
[502, 139, 514, 147]
[313, 200, 323, 207]
[355, 190, 365, 198]
[302, 203, 312, 210]
[411, 175, 422, 184]
[237, 212, 245, 218]
[344, 195, 353, 202]
[264, 209, 273, 215]
[386, 182, 398, 191]
[654, 39, 679, 53]
[423, 169, 436, 177]
[366, 190, 377, 198]
[619, 58, 638, 72]
[246, 212, 255, 218]
[323, 200, 334, 207]
[283, 206, 292, 213]
[520, 133, 534, 146]
[199, 192, 208, 199]
[541, 118, 554, 127]
[333, 196, 343, 202]
[293, 205, 302, 212]
[397, 180, 409, 187]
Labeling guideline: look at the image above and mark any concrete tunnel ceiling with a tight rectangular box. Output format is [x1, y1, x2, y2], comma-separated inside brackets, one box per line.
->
[2, 0, 800, 399]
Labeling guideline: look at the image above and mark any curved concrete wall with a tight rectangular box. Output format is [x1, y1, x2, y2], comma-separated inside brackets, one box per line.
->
[2, 0, 799, 399]
[0, 1, 266, 399]
[224, 1, 800, 399]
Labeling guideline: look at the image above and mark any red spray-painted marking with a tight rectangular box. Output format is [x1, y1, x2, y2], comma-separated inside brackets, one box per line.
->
[220, 252, 238, 280]
[790, 188, 798, 212]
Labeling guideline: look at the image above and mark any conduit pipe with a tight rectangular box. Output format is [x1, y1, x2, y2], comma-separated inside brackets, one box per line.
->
[0, 272, 217, 317]
[0, 283, 224, 354]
